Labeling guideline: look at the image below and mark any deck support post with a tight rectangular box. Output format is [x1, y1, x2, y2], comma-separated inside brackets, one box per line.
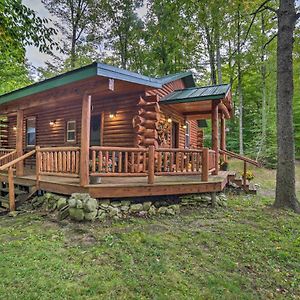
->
[16, 110, 24, 176]
[201, 148, 209, 181]
[148, 145, 155, 184]
[212, 101, 219, 175]
[220, 114, 226, 162]
[8, 166, 15, 211]
[80, 93, 91, 186]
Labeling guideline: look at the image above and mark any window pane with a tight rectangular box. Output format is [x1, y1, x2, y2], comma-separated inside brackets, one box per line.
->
[67, 132, 75, 141]
[27, 117, 36, 146]
[67, 121, 75, 131]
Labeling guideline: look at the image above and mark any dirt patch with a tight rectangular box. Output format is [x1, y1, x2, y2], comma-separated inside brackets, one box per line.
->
[65, 233, 97, 247]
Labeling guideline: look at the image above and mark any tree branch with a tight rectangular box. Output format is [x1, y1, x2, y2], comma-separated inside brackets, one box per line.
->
[263, 33, 277, 49]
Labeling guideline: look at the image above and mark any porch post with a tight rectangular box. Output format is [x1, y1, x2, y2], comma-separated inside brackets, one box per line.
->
[211, 101, 219, 175]
[220, 114, 226, 162]
[16, 110, 24, 176]
[80, 93, 91, 186]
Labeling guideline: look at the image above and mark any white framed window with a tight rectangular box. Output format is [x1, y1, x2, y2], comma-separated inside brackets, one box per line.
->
[26, 117, 36, 147]
[185, 122, 190, 148]
[66, 120, 76, 142]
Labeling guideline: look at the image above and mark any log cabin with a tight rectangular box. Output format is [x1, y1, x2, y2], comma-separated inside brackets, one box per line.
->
[0, 62, 259, 211]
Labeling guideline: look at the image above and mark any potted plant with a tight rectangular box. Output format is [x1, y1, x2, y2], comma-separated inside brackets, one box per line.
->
[220, 159, 228, 171]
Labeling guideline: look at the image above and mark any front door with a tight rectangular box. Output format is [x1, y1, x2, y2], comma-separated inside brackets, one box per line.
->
[171, 121, 179, 148]
[90, 114, 102, 146]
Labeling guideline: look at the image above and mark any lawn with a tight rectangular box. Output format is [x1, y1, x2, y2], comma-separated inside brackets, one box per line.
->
[0, 162, 299, 299]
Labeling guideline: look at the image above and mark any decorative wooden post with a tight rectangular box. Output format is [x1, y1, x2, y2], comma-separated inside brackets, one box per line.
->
[148, 145, 155, 184]
[201, 148, 209, 181]
[36, 146, 41, 189]
[220, 114, 226, 162]
[211, 101, 219, 175]
[80, 93, 91, 186]
[16, 110, 24, 176]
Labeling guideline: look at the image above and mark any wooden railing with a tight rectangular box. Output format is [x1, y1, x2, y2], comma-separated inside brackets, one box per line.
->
[0, 149, 15, 157]
[36, 146, 80, 177]
[219, 149, 261, 188]
[90, 146, 149, 177]
[0, 150, 17, 166]
[208, 150, 216, 173]
[89, 146, 210, 183]
[0, 149, 36, 211]
[155, 148, 203, 175]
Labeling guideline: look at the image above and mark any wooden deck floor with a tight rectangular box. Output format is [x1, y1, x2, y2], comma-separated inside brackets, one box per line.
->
[0, 169, 231, 198]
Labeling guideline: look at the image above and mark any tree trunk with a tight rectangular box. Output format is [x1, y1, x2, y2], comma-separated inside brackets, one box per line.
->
[237, 8, 244, 155]
[257, 13, 267, 160]
[205, 26, 217, 85]
[215, 23, 222, 84]
[274, 0, 300, 213]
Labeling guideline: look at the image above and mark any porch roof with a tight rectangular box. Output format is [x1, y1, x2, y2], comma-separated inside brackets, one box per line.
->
[160, 84, 232, 120]
[160, 84, 231, 104]
[0, 62, 195, 106]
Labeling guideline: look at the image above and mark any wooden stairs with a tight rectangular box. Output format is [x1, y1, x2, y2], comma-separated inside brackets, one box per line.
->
[227, 171, 257, 194]
[0, 181, 37, 214]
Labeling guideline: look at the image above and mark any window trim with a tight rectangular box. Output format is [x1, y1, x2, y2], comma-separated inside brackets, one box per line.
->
[66, 120, 76, 143]
[26, 116, 36, 148]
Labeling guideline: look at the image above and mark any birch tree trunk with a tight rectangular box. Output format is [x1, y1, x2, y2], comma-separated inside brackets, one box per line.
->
[237, 7, 244, 155]
[274, 0, 300, 213]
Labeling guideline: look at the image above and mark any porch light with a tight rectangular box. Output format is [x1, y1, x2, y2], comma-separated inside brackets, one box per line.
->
[49, 120, 56, 126]
[13, 126, 17, 131]
[167, 117, 172, 123]
[182, 124, 187, 129]
[109, 112, 116, 119]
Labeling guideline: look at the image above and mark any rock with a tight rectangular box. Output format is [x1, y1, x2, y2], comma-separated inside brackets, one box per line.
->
[165, 208, 175, 216]
[143, 201, 152, 211]
[97, 212, 107, 220]
[120, 205, 130, 212]
[148, 205, 156, 215]
[138, 211, 147, 217]
[169, 205, 180, 213]
[130, 203, 143, 213]
[111, 201, 122, 207]
[57, 198, 67, 210]
[7, 211, 19, 217]
[108, 207, 119, 217]
[69, 208, 84, 221]
[84, 210, 98, 221]
[100, 203, 109, 209]
[202, 195, 211, 202]
[100, 199, 110, 205]
[32, 196, 45, 208]
[83, 197, 98, 212]
[76, 200, 83, 209]
[68, 198, 77, 208]
[157, 207, 167, 214]
[121, 200, 131, 206]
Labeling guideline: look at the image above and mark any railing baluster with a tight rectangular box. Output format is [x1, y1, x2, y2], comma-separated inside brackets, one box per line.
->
[118, 151, 122, 173]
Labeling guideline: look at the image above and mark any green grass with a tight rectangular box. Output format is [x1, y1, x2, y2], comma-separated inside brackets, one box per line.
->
[0, 162, 299, 299]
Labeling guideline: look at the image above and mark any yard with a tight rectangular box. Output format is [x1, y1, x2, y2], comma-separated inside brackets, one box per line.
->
[0, 161, 299, 299]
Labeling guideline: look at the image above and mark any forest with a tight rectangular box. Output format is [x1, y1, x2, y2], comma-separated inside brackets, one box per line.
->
[0, 0, 299, 166]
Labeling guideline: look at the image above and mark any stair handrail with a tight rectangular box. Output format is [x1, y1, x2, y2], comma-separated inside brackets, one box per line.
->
[0, 149, 36, 212]
[220, 149, 261, 190]
[219, 149, 261, 167]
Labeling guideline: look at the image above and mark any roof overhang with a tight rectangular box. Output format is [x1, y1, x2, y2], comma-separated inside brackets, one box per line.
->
[0, 62, 195, 106]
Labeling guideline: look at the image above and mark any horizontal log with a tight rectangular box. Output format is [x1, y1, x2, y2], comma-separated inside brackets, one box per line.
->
[155, 171, 202, 176]
[90, 172, 147, 177]
[39, 146, 80, 151]
[90, 146, 147, 152]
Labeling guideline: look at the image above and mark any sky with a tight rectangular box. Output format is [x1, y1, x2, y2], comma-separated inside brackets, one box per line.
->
[23, 0, 148, 69]
[24, 0, 59, 67]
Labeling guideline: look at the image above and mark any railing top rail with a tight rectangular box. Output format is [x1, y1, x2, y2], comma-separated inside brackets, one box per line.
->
[0, 148, 15, 152]
[220, 149, 261, 167]
[90, 146, 148, 152]
[38, 146, 80, 152]
[0, 149, 36, 171]
[157, 148, 204, 153]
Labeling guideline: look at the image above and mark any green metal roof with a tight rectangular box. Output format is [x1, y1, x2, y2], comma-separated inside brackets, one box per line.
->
[160, 84, 231, 104]
[0, 62, 195, 106]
